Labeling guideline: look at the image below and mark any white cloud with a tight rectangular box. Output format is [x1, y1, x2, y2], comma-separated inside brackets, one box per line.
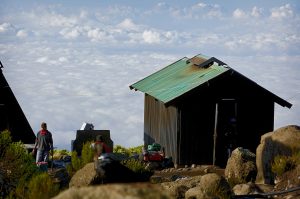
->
[163, 31, 179, 43]
[0, 22, 12, 33]
[16, 29, 28, 38]
[79, 10, 88, 19]
[125, 115, 143, 128]
[251, 6, 263, 17]
[270, 4, 293, 19]
[60, 27, 80, 39]
[87, 28, 108, 42]
[173, 3, 222, 19]
[195, 2, 207, 9]
[233, 8, 247, 18]
[272, 4, 293, 18]
[117, 18, 138, 31]
[142, 30, 161, 44]
[207, 9, 222, 18]
[36, 56, 49, 63]
[58, 57, 68, 63]
[223, 32, 295, 53]
[22, 9, 78, 28]
[45, 13, 78, 28]
[1, 1, 299, 150]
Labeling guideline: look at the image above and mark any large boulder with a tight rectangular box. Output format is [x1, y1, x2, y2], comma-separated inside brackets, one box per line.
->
[232, 183, 259, 195]
[70, 156, 151, 187]
[225, 147, 257, 184]
[185, 173, 231, 199]
[48, 168, 70, 189]
[69, 163, 100, 187]
[256, 125, 300, 184]
[161, 175, 202, 198]
[53, 183, 173, 199]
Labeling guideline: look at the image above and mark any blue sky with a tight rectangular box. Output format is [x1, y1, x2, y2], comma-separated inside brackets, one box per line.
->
[1, 1, 299, 150]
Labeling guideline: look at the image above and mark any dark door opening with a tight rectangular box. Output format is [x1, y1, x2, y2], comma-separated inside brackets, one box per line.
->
[214, 99, 238, 168]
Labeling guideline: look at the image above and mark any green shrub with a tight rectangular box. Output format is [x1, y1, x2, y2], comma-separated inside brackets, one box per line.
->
[65, 163, 74, 177]
[271, 154, 298, 176]
[128, 145, 144, 155]
[0, 130, 12, 157]
[53, 149, 70, 160]
[67, 141, 94, 176]
[0, 130, 40, 198]
[227, 177, 242, 189]
[206, 185, 231, 199]
[121, 159, 150, 174]
[81, 141, 94, 166]
[113, 145, 130, 156]
[70, 150, 82, 171]
[120, 158, 153, 181]
[113, 145, 144, 157]
[26, 172, 59, 199]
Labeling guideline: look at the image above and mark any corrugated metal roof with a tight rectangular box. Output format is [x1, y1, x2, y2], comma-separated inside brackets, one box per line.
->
[130, 54, 230, 104]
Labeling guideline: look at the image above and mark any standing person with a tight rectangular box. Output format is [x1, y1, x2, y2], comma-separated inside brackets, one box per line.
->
[93, 135, 111, 159]
[32, 122, 53, 163]
[93, 135, 111, 170]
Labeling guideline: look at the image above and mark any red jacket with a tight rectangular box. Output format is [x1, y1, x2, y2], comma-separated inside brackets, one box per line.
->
[94, 141, 112, 153]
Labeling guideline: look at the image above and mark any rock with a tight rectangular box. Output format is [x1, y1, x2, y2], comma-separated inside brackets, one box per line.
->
[273, 164, 300, 191]
[145, 161, 161, 170]
[185, 187, 213, 199]
[96, 158, 150, 183]
[69, 162, 100, 187]
[162, 157, 174, 168]
[225, 147, 257, 184]
[150, 175, 163, 183]
[256, 125, 300, 184]
[232, 183, 259, 195]
[161, 175, 202, 197]
[170, 174, 182, 181]
[70, 157, 152, 187]
[48, 168, 70, 188]
[185, 173, 231, 199]
[175, 185, 190, 199]
[53, 183, 173, 199]
[191, 164, 197, 168]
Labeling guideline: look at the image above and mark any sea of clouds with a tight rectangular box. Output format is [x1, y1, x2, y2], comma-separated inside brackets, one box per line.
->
[1, 1, 299, 149]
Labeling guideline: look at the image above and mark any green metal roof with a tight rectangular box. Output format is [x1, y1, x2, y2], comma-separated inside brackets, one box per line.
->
[130, 54, 230, 104]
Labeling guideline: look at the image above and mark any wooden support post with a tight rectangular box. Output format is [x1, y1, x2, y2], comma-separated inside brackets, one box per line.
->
[213, 103, 218, 166]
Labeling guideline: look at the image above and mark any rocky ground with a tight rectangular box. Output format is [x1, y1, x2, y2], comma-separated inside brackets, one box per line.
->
[152, 165, 224, 182]
[52, 125, 300, 199]
[51, 160, 300, 199]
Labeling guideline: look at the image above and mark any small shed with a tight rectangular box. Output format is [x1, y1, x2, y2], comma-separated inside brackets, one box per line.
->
[72, 130, 113, 155]
[130, 54, 292, 167]
[0, 64, 36, 144]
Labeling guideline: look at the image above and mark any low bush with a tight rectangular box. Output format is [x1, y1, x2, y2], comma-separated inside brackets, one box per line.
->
[52, 149, 70, 160]
[272, 152, 300, 177]
[68, 141, 94, 175]
[70, 150, 82, 172]
[113, 145, 130, 156]
[128, 145, 144, 156]
[0, 130, 40, 198]
[81, 141, 94, 166]
[121, 159, 150, 174]
[26, 172, 59, 199]
[113, 145, 144, 157]
[120, 158, 153, 181]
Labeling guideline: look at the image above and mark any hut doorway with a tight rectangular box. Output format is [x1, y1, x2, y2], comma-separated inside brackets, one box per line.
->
[214, 99, 238, 167]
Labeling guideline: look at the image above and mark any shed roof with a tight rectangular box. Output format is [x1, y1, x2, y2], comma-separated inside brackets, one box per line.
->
[130, 54, 292, 108]
[0, 66, 36, 143]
